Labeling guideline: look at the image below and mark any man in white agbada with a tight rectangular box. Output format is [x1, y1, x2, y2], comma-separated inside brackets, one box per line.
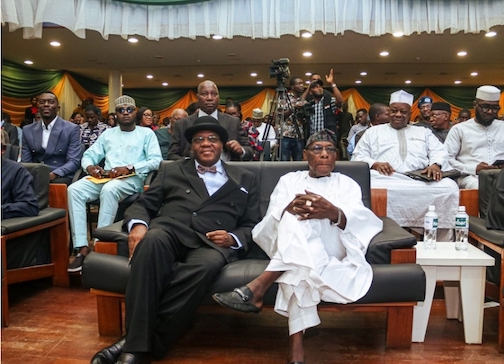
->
[445, 85, 504, 189]
[351, 90, 459, 239]
[213, 130, 382, 364]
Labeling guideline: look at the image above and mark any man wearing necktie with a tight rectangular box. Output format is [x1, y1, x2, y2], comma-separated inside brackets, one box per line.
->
[91, 116, 261, 364]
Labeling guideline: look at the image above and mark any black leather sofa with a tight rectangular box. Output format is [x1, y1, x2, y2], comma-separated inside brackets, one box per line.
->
[82, 161, 426, 348]
[1, 163, 70, 326]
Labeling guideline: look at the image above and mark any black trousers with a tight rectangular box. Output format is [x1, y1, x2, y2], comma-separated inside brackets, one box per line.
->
[122, 226, 226, 358]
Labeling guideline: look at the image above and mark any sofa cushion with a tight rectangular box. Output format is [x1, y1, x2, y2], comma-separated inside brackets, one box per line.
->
[1, 207, 66, 235]
[21, 163, 50, 210]
[469, 216, 504, 248]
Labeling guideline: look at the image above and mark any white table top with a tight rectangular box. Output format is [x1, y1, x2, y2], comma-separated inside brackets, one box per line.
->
[415, 242, 494, 266]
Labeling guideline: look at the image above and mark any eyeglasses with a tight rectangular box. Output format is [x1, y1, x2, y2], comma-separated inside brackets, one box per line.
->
[143, 113, 153, 117]
[306, 145, 337, 154]
[476, 103, 500, 113]
[191, 135, 221, 144]
[116, 106, 135, 114]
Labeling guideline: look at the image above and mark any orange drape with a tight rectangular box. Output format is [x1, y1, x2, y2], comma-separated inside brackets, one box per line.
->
[66, 74, 109, 115]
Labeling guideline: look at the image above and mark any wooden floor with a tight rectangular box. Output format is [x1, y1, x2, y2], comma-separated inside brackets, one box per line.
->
[1, 278, 502, 364]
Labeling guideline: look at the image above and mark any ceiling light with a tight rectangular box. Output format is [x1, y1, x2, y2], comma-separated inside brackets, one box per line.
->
[212, 34, 223, 40]
[305, 72, 312, 76]
[50, 41, 61, 47]
[393, 32, 404, 37]
[197, 73, 204, 78]
[454, 80, 462, 84]
[146, 75, 153, 79]
[457, 51, 467, 56]
[470, 72, 478, 76]
[303, 51, 312, 57]
[405, 80, 412, 84]
[355, 80, 362, 84]
[301, 32, 312, 38]
[306, 80, 310, 84]
[379, 51, 389, 57]
[162, 82, 168, 86]
[360, 71, 367, 76]
[128, 37, 138, 43]
[256, 80, 263, 85]
[24, 60, 33, 65]
[250, 72, 257, 77]
[485, 31, 497, 37]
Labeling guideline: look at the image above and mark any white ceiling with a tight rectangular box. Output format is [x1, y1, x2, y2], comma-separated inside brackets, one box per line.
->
[2, 25, 504, 89]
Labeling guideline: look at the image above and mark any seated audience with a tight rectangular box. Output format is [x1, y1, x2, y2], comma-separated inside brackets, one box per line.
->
[152, 113, 161, 129]
[414, 96, 433, 128]
[1, 112, 19, 146]
[137, 107, 159, 130]
[213, 129, 382, 364]
[80, 104, 109, 149]
[70, 111, 85, 125]
[21, 92, 81, 185]
[106, 113, 118, 127]
[67, 95, 162, 272]
[168, 80, 253, 161]
[455, 108, 471, 124]
[445, 85, 504, 189]
[24, 96, 39, 122]
[20, 111, 41, 129]
[155, 108, 188, 159]
[185, 101, 199, 116]
[352, 90, 459, 240]
[246, 108, 277, 160]
[90, 116, 260, 364]
[429, 102, 452, 143]
[225, 101, 245, 129]
[1, 130, 39, 219]
[72, 97, 94, 117]
[347, 103, 389, 156]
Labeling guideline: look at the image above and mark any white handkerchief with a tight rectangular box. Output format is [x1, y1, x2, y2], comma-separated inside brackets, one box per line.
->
[240, 187, 248, 194]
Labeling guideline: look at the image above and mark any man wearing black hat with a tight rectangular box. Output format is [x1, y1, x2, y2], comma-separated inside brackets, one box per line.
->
[429, 102, 452, 143]
[414, 96, 433, 128]
[91, 116, 261, 364]
[305, 79, 340, 140]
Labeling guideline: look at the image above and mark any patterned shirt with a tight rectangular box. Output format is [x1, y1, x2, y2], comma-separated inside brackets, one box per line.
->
[80, 121, 109, 147]
[279, 92, 304, 140]
[310, 96, 337, 135]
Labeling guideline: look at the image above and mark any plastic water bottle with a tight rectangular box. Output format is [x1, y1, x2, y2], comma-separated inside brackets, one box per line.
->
[455, 206, 469, 251]
[424, 205, 438, 250]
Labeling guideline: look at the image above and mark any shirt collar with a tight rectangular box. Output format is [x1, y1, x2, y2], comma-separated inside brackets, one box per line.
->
[44, 116, 58, 130]
[198, 109, 219, 119]
[194, 159, 224, 174]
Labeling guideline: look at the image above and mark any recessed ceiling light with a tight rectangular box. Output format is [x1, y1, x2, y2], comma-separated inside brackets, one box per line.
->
[212, 34, 223, 40]
[393, 32, 404, 37]
[128, 37, 138, 43]
[457, 51, 467, 56]
[470, 72, 478, 76]
[250, 72, 257, 77]
[162, 82, 168, 86]
[303, 51, 312, 57]
[306, 80, 310, 84]
[485, 31, 497, 37]
[305, 72, 312, 76]
[146, 75, 153, 79]
[256, 80, 263, 85]
[197, 73, 205, 78]
[355, 80, 362, 84]
[50, 41, 60, 47]
[454, 80, 462, 84]
[379, 51, 389, 57]
[301, 32, 312, 38]
[405, 80, 412, 84]
[24, 60, 33, 65]
[360, 71, 367, 76]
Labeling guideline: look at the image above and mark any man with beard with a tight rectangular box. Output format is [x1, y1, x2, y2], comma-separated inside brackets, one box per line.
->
[305, 79, 339, 139]
[414, 96, 433, 128]
[167, 80, 252, 161]
[445, 85, 504, 189]
[352, 90, 458, 240]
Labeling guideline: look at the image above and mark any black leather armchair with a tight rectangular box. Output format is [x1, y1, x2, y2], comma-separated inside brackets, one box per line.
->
[82, 161, 426, 348]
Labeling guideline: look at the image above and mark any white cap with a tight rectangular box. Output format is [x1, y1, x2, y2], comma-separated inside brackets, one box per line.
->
[252, 108, 263, 119]
[390, 90, 414, 106]
[459, 206, 466, 212]
[114, 95, 136, 108]
[428, 205, 436, 211]
[475, 85, 501, 102]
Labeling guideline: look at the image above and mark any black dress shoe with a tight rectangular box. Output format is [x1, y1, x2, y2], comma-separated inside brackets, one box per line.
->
[212, 286, 261, 313]
[90, 336, 126, 364]
[116, 352, 151, 364]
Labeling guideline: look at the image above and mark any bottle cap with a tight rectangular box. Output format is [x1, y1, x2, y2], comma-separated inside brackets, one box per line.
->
[459, 206, 466, 212]
[428, 205, 435, 211]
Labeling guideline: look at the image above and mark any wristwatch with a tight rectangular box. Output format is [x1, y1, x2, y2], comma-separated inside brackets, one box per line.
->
[126, 164, 135, 173]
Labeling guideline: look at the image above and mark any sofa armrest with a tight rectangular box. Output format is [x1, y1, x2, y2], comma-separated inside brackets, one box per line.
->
[93, 221, 129, 257]
[365, 217, 417, 264]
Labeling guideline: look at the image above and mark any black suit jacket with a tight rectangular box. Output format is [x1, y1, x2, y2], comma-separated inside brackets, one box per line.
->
[123, 158, 261, 263]
[2, 122, 19, 146]
[167, 112, 253, 161]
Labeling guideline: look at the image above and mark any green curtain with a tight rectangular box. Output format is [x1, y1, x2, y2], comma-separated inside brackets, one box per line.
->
[1, 59, 64, 98]
[429, 88, 476, 109]
[125, 88, 193, 109]
[217, 86, 269, 104]
[353, 87, 425, 105]
[68, 72, 108, 96]
[112, 0, 209, 5]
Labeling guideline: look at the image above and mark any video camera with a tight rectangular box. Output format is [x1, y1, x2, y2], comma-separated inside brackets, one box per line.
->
[295, 100, 315, 120]
[269, 58, 291, 85]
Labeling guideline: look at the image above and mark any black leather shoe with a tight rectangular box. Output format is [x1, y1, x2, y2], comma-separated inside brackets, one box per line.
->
[212, 286, 261, 313]
[116, 352, 151, 364]
[90, 336, 126, 364]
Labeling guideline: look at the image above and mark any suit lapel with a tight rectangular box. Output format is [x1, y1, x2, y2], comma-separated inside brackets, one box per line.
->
[180, 159, 210, 200]
[44, 117, 62, 156]
[33, 121, 44, 152]
[200, 162, 240, 207]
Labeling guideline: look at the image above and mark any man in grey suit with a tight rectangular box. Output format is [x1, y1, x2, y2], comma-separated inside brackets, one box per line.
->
[167, 80, 253, 161]
[91, 116, 261, 364]
[21, 91, 81, 185]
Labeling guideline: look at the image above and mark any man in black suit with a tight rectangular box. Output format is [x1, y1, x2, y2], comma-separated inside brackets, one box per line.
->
[167, 80, 253, 161]
[91, 116, 261, 364]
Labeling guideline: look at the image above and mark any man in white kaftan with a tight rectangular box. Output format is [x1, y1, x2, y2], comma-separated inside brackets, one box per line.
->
[352, 90, 459, 234]
[445, 85, 504, 189]
[213, 130, 382, 364]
